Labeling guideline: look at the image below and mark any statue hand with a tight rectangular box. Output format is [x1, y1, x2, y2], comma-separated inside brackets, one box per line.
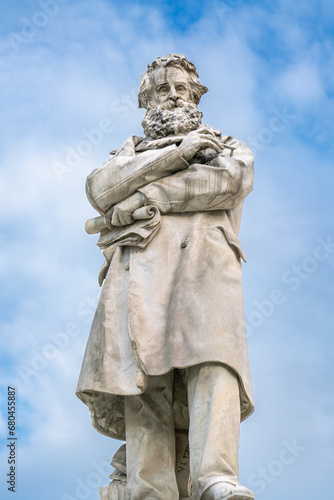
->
[111, 192, 147, 226]
[178, 125, 223, 162]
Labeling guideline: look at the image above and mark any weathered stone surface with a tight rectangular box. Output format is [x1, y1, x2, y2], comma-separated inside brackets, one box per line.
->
[77, 53, 255, 500]
[99, 483, 127, 500]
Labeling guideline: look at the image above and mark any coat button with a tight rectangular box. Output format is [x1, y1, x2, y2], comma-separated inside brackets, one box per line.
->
[181, 238, 189, 248]
[124, 262, 130, 270]
[131, 341, 137, 350]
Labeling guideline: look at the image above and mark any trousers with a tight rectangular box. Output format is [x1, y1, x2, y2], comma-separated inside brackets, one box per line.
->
[124, 363, 241, 500]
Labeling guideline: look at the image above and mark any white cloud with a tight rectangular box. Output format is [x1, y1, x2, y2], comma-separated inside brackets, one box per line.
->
[278, 62, 325, 106]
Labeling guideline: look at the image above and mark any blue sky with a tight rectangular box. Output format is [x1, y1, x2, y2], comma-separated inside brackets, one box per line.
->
[0, 0, 333, 499]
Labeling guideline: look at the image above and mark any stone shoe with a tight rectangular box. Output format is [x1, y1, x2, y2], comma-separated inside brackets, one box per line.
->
[202, 482, 255, 500]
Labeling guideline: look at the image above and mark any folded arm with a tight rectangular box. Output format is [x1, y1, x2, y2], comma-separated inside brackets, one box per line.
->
[138, 139, 254, 213]
[86, 141, 188, 215]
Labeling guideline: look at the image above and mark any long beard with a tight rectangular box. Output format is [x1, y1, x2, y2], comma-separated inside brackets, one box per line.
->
[141, 100, 203, 139]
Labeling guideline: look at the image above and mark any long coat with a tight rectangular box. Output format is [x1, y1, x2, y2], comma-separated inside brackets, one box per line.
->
[76, 132, 255, 440]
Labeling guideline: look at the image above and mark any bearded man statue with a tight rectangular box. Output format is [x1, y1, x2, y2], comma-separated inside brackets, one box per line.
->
[76, 54, 255, 500]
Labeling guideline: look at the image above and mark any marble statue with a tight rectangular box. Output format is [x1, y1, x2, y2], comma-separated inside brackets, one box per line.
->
[76, 54, 255, 500]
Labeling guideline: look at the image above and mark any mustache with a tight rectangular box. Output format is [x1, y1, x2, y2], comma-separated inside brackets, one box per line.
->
[157, 99, 197, 111]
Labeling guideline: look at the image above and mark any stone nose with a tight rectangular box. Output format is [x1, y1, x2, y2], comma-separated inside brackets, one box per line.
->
[168, 86, 178, 100]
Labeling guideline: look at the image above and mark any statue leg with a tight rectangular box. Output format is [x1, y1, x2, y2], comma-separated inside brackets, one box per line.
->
[186, 364, 240, 500]
[124, 371, 179, 499]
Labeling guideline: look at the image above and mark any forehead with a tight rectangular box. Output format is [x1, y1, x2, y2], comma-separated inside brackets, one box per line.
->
[152, 66, 191, 86]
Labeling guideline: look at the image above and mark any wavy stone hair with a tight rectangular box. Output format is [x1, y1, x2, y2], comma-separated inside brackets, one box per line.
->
[138, 54, 208, 109]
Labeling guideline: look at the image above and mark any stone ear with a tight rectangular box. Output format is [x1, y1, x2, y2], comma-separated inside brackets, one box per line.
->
[138, 71, 153, 109]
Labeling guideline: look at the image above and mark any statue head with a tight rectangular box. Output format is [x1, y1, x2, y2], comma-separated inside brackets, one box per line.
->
[138, 54, 208, 110]
[139, 54, 208, 139]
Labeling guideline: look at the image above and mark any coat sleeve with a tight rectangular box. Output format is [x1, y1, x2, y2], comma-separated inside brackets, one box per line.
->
[138, 139, 254, 213]
[86, 140, 189, 215]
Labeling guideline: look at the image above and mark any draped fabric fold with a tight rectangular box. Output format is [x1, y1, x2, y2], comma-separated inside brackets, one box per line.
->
[86, 205, 162, 285]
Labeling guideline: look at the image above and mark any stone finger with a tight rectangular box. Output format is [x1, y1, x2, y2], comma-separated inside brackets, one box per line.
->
[201, 139, 224, 152]
[111, 210, 122, 226]
[196, 124, 221, 137]
[197, 134, 224, 150]
[120, 212, 134, 226]
[196, 124, 214, 135]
